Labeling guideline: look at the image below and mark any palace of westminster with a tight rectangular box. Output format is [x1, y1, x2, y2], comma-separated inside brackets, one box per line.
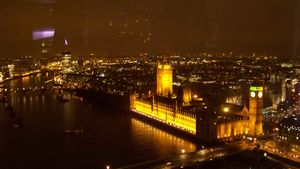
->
[130, 62, 263, 142]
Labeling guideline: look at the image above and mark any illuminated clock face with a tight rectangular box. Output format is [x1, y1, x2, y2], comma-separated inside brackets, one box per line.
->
[258, 92, 263, 98]
[250, 91, 256, 98]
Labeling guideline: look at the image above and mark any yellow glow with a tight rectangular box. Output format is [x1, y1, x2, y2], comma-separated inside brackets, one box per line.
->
[131, 77, 264, 141]
[157, 63, 173, 96]
[223, 107, 229, 113]
[131, 97, 196, 134]
[131, 118, 196, 154]
[217, 120, 249, 139]
[22, 76, 30, 83]
[131, 95, 254, 140]
[249, 96, 263, 136]
[163, 65, 171, 69]
[183, 87, 192, 105]
[258, 91, 263, 98]
[250, 86, 263, 92]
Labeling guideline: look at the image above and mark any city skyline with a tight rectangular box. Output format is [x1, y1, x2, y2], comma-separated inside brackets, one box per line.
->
[0, 51, 299, 168]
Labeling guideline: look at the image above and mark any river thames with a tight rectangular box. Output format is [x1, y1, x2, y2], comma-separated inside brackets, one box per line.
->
[0, 74, 196, 169]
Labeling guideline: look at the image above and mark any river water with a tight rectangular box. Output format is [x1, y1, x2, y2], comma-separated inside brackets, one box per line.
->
[0, 74, 196, 169]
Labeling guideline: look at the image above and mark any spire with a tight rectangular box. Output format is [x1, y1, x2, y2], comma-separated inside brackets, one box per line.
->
[64, 39, 69, 46]
[62, 38, 71, 55]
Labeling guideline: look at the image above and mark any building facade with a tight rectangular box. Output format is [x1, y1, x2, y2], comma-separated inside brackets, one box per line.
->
[130, 63, 264, 142]
[61, 41, 72, 73]
[156, 63, 173, 97]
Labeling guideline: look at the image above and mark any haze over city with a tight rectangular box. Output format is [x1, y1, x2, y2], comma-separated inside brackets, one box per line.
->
[0, 0, 300, 56]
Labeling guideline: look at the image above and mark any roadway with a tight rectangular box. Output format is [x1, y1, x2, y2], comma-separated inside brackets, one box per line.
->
[118, 141, 252, 169]
[265, 153, 300, 169]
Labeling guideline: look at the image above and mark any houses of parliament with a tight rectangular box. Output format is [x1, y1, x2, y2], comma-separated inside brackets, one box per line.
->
[130, 62, 263, 142]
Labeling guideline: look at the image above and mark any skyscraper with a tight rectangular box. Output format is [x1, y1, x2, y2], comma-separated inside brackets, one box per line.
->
[61, 40, 71, 73]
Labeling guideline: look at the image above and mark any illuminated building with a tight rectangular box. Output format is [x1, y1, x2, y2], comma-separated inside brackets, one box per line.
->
[195, 103, 251, 142]
[61, 40, 72, 73]
[8, 64, 15, 78]
[130, 63, 264, 142]
[130, 94, 197, 134]
[249, 85, 264, 136]
[182, 87, 192, 106]
[156, 63, 173, 97]
[278, 115, 300, 149]
[62, 51, 71, 73]
[281, 79, 286, 102]
[0, 72, 3, 82]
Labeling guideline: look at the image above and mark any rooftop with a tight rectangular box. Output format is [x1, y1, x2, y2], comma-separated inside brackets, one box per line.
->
[280, 115, 300, 127]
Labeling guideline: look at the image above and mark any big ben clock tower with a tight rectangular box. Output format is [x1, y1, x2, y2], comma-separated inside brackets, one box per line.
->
[249, 85, 264, 136]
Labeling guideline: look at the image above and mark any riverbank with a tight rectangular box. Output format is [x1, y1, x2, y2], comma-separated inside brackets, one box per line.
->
[0, 75, 198, 169]
[0, 70, 41, 85]
[73, 89, 211, 146]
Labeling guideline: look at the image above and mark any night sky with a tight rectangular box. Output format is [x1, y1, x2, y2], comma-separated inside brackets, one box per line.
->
[0, 0, 299, 57]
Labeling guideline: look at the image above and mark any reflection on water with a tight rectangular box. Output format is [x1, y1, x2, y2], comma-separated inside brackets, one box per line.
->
[62, 93, 76, 129]
[131, 118, 196, 156]
[0, 75, 198, 168]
